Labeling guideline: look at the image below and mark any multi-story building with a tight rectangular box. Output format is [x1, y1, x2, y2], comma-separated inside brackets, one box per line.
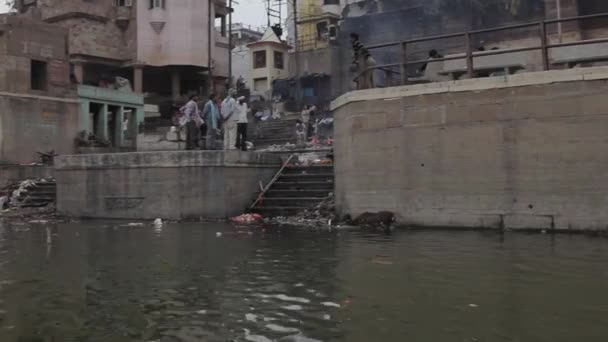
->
[229, 23, 264, 89]
[247, 28, 290, 96]
[230, 23, 264, 48]
[0, 15, 80, 163]
[14, 0, 231, 105]
[286, 0, 345, 107]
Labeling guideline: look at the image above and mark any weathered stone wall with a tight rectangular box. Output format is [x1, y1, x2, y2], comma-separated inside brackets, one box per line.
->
[31, 0, 135, 61]
[0, 16, 71, 97]
[55, 151, 282, 220]
[0, 94, 80, 164]
[332, 67, 608, 231]
[0, 165, 54, 188]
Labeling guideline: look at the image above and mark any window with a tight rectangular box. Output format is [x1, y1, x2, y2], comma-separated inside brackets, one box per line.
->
[148, 0, 165, 9]
[316, 21, 328, 40]
[274, 51, 284, 69]
[114, 0, 133, 6]
[31, 60, 47, 91]
[254, 50, 266, 69]
[215, 15, 226, 37]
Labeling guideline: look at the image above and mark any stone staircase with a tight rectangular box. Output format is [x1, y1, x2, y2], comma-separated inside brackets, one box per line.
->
[249, 114, 300, 148]
[8, 179, 56, 208]
[251, 163, 334, 217]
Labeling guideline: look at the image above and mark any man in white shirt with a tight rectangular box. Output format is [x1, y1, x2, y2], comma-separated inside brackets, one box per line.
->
[221, 88, 238, 150]
[235, 96, 249, 151]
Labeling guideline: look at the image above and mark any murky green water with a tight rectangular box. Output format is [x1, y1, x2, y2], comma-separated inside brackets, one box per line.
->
[1, 222, 608, 342]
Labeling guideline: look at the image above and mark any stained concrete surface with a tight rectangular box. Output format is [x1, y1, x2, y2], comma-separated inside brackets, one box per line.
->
[55, 151, 281, 220]
[332, 68, 608, 231]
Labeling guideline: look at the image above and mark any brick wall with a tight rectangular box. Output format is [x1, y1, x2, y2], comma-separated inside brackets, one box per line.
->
[33, 0, 135, 61]
[0, 16, 71, 97]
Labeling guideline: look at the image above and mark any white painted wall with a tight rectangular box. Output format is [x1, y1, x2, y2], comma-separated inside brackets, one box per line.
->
[232, 45, 251, 87]
[136, 0, 225, 70]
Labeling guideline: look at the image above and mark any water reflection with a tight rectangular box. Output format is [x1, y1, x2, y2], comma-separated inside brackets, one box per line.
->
[0, 222, 607, 342]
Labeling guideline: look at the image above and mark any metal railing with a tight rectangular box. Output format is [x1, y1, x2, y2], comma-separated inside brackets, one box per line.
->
[358, 12, 608, 86]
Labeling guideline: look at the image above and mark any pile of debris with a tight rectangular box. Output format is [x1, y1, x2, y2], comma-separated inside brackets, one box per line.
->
[74, 130, 110, 147]
[268, 192, 338, 228]
[0, 178, 62, 221]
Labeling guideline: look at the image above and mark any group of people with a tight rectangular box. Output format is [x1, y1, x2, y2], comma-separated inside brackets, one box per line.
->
[295, 104, 333, 147]
[178, 88, 249, 151]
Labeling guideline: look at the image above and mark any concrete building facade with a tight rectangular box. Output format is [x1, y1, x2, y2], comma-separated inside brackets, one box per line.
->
[230, 23, 264, 90]
[248, 28, 290, 96]
[0, 15, 80, 164]
[331, 67, 608, 231]
[14, 0, 231, 106]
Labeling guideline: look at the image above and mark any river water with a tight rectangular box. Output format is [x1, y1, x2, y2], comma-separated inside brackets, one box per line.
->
[0, 222, 607, 342]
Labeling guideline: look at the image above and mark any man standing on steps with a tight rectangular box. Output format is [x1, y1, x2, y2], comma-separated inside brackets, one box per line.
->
[350, 33, 376, 90]
[221, 89, 238, 150]
[181, 94, 202, 150]
[202, 93, 220, 150]
[235, 96, 249, 151]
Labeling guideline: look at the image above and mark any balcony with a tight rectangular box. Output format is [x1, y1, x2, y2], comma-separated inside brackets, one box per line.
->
[77, 85, 143, 107]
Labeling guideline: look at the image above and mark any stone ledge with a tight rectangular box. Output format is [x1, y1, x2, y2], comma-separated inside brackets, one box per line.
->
[55, 151, 282, 170]
[331, 66, 608, 111]
[0, 91, 79, 103]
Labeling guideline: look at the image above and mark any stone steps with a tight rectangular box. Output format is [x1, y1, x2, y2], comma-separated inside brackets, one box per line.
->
[10, 180, 56, 208]
[249, 117, 302, 147]
[251, 163, 334, 217]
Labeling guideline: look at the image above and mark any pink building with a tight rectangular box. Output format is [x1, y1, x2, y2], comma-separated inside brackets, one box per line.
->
[14, 0, 231, 106]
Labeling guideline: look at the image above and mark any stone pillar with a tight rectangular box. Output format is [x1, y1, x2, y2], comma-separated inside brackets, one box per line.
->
[171, 68, 181, 101]
[79, 100, 90, 133]
[72, 60, 85, 84]
[97, 103, 109, 141]
[134, 106, 145, 150]
[133, 64, 144, 94]
[114, 106, 125, 147]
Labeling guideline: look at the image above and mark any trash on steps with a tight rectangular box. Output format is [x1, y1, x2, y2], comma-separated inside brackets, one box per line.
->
[231, 213, 264, 224]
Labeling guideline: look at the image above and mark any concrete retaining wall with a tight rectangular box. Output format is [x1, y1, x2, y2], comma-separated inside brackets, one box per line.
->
[332, 67, 608, 231]
[0, 94, 80, 164]
[55, 151, 281, 220]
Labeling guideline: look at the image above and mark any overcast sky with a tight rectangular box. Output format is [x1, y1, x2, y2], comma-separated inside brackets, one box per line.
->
[0, 1, 275, 28]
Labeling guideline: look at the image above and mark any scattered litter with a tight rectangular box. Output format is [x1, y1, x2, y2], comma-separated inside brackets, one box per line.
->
[124, 222, 144, 227]
[232, 213, 264, 224]
[269, 193, 336, 228]
[323, 314, 331, 320]
[245, 313, 258, 322]
[468, 304, 479, 308]
[196, 310, 207, 314]
[216, 232, 222, 237]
